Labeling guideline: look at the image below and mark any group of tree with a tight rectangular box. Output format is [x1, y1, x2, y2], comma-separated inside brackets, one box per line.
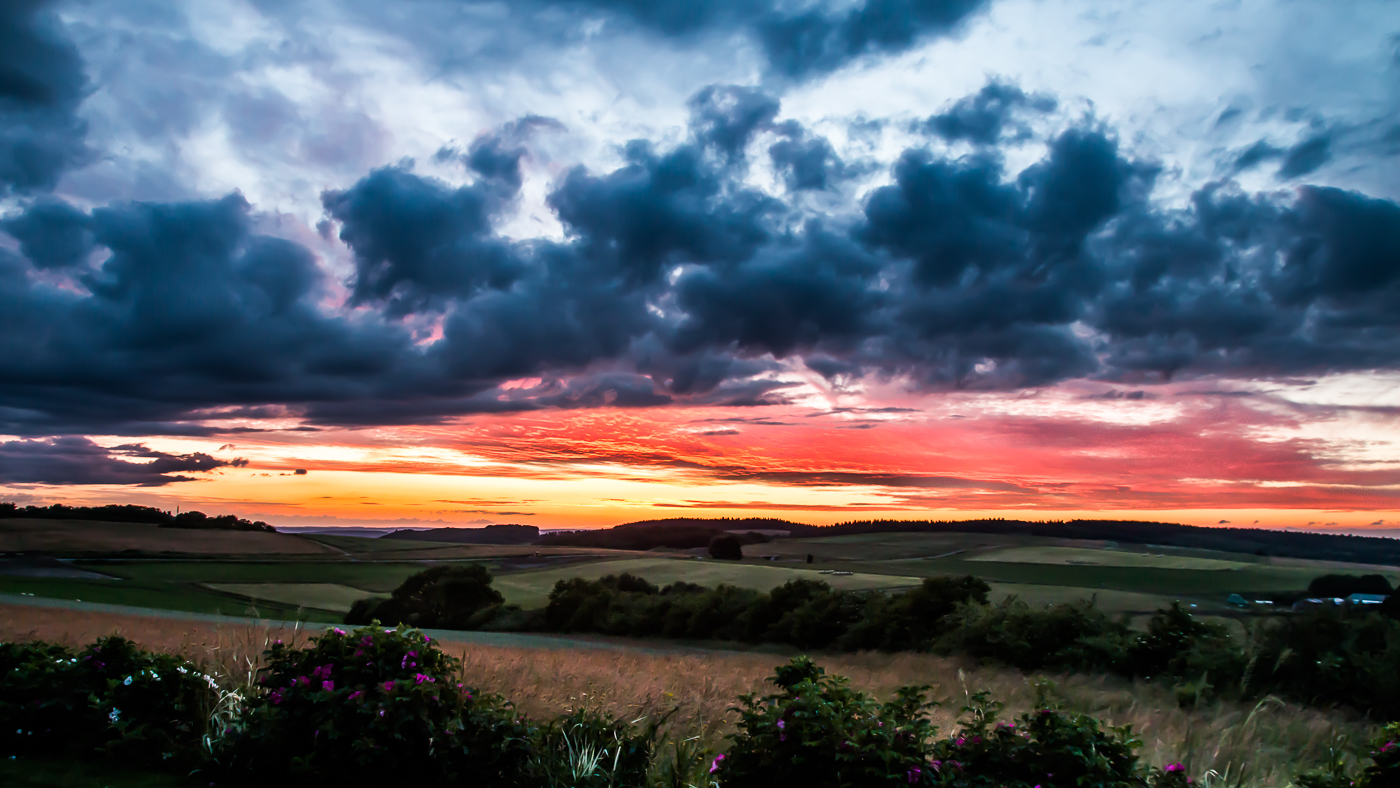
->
[544, 516, 1400, 566]
[349, 567, 1400, 718]
[0, 502, 275, 532]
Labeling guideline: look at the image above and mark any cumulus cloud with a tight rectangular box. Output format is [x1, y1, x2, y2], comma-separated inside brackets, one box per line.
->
[0, 436, 243, 485]
[0, 0, 90, 194]
[0, 75, 1399, 442]
[923, 80, 1057, 145]
[549, 0, 990, 78]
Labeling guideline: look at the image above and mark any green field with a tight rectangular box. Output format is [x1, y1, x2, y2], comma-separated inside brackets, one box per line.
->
[492, 557, 923, 609]
[77, 560, 434, 592]
[0, 575, 339, 621]
[206, 582, 380, 613]
[6, 521, 1396, 628]
[973, 545, 1255, 570]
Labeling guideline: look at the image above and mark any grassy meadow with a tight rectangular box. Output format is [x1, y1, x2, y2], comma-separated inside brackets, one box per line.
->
[0, 601, 1379, 788]
[5, 519, 1400, 785]
[5, 519, 1398, 625]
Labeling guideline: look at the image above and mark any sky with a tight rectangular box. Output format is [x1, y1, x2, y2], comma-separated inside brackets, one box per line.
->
[0, 0, 1398, 533]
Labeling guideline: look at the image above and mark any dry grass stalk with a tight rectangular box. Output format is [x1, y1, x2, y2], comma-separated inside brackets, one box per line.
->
[0, 603, 1376, 786]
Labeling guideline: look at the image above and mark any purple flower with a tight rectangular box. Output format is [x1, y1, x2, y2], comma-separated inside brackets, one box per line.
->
[777, 720, 785, 730]
[710, 754, 726, 774]
[383, 681, 394, 692]
[332, 627, 346, 636]
[322, 680, 335, 691]
[349, 691, 364, 701]
[906, 768, 922, 783]
[1166, 764, 1185, 773]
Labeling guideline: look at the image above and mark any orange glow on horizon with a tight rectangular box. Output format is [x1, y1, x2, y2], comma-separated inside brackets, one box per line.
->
[3, 376, 1397, 533]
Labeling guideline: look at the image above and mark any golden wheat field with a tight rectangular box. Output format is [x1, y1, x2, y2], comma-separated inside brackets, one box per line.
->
[0, 602, 1377, 787]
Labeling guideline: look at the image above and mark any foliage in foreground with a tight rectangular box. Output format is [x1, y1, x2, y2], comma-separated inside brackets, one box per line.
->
[355, 566, 1400, 719]
[5, 629, 1400, 787]
[0, 636, 217, 766]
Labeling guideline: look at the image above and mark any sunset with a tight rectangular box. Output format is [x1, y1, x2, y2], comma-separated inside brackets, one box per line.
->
[2, 1, 1400, 785]
[0, 0, 1397, 534]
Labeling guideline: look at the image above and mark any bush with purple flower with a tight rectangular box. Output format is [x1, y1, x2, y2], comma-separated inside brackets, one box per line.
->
[220, 623, 534, 786]
[714, 656, 942, 787]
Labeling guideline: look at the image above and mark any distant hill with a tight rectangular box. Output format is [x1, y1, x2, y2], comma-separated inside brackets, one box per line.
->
[0, 502, 275, 532]
[545, 516, 1400, 565]
[541, 518, 792, 550]
[378, 524, 540, 545]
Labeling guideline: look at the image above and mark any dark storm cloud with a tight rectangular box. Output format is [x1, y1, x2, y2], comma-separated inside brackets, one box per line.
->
[324, 165, 525, 315]
[0, 192, 427, 434]
[4, 81, 1400, 448]
[754, 0, 991, 78]
[768, 121, 852, 192]
[1230, 139, 1283, 172]
[547, 140, 779, 281]
[0, 0, 90, 194]
[1277, 132, 1333, 178]
[2, 198, 93, 269]
[924, 81, 1057, 145]
[554, 0, 990, 78]
[688, 85, 779, 161]
[0, 436, 243, 486]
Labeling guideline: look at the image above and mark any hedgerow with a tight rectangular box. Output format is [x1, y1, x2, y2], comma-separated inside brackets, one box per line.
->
[358, 568, 1400, 718]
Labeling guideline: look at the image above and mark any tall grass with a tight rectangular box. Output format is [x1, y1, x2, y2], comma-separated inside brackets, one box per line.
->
[0, 603, 1378, 786]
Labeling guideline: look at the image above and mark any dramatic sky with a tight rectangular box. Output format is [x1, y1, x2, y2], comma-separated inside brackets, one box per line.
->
[1, 0, 1398, 532]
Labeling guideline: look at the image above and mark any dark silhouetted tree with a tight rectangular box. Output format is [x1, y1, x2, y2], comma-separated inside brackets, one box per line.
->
[709, 534, 743, 560]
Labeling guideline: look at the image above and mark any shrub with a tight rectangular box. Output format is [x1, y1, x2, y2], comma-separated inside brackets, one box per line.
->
[709, 534, 744, 560]
[1251, 607, 1400, 717]
[222, 624, 534, 785]
[1308, 574, 1394, 598]
[714, 656, 940, 788]
[934, 597, 1128, 674]
[841, 577, 990, 652]
[1126, 602, 1245, 699]
[0, 636, 216, 766]
[345, 564, 504, 629]
[928, 688, 1148, 788]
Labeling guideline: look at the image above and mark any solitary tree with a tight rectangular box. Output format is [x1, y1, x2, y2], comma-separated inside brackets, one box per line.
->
[709, 534, 743, 560]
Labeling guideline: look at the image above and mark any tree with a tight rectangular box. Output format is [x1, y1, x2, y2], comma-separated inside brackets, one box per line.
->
[709, 534, 743, 560]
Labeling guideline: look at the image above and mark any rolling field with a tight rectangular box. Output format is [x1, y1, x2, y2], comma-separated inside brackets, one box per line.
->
[492, 557, 924, 609]
[0, 518, 335, 556]
[78, 560, 433, 592]
[6, 520, 1396, 624]
[205, 582, 378, 613]
[972, 545, 1254, 570]
[0, 575, 338, 621]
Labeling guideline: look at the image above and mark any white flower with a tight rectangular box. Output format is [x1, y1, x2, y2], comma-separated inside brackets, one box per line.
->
[109, 708, 121, 724]
[123, 676, 133, 685]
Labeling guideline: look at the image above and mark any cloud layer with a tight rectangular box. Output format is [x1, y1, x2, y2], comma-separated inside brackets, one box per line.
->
[0, 0, 1396, 515]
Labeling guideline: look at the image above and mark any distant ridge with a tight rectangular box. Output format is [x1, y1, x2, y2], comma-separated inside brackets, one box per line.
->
[0, 502, 275, 532]
[378, 523, 539, 545]
[544, 517, 1400, 565]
